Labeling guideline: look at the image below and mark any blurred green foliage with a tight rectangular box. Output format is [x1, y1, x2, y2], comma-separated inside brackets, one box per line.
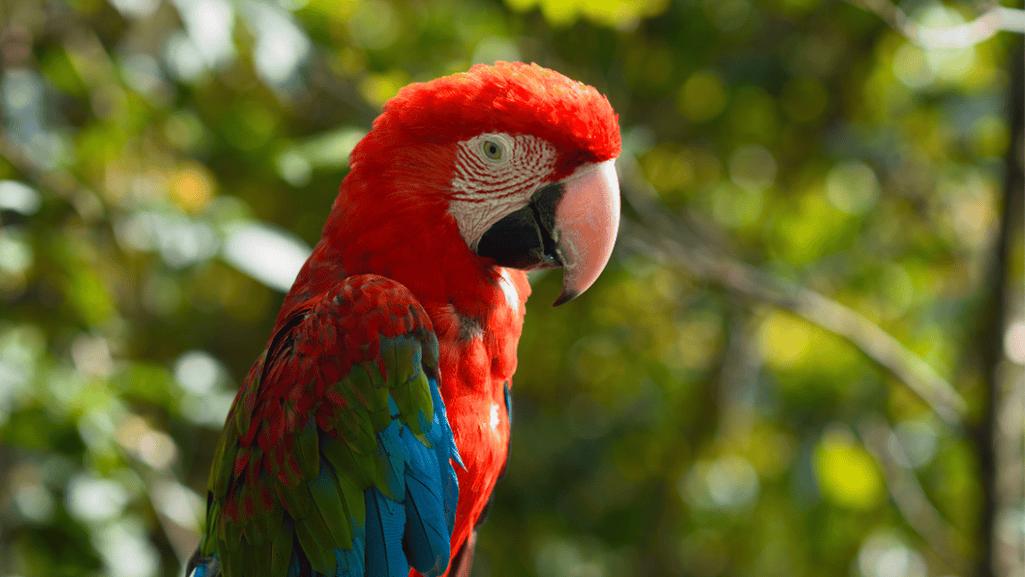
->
[0, 0, 1021, 576]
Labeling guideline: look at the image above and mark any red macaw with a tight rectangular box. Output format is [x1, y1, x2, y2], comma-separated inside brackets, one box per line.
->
[187, 62, 621, 577]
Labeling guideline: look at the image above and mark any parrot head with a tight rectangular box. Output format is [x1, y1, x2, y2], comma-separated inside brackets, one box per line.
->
[334, 62, 621, 305]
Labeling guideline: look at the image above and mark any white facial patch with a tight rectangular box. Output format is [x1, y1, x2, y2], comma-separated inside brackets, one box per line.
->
[449, 133, 557, 250]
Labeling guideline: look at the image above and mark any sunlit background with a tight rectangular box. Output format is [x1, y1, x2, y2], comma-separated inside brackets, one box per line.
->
[0, 0, 1022, 576]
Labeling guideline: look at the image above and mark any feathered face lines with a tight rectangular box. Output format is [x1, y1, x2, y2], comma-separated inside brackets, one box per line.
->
[447, 132, 558, 249]
[451, 134, 556, 200]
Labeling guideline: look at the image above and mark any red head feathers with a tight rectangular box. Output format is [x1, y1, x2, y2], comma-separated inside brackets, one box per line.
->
[350, 62, 621, 180]
[308, 61, 622, 311]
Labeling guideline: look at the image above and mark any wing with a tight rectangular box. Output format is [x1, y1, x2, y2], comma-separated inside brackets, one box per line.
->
[192, 274, 462, 577]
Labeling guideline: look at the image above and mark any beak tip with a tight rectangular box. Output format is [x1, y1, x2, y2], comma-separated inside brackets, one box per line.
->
[553, 288, 579, 306]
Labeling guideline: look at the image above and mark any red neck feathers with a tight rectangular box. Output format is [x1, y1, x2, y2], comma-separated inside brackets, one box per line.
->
[277, 152, 508, 326]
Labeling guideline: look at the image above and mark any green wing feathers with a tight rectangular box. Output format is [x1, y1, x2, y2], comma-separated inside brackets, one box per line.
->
[197, 275, 456, 577]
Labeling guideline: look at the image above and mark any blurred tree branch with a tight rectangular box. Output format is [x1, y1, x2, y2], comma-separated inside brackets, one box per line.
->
[617, 154, 968, 428]
[968, 39, 1023, 577]
[857, 416, 968, 572]
[716, 308, 760, 445]
[846, 0, 1025, 48]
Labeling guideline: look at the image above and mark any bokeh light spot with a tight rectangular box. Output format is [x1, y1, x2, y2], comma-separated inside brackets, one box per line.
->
[814, 427, 884, 510]
[347, 1, 400, 50]
[826, 160, 880, 214]
[858, 530, 926, 577]
[758, 312, 811, 369]
[170, 165, 215, 213]
[67, 474, 129, 522]
[0, 180, 42, 214]
[1004, 321, 1025, 365]
[678, 71, 727, 123]
[174, 350, 223, 394]
[729, 144, 777, 191]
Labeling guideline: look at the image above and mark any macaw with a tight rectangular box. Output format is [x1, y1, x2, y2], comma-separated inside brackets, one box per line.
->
[187, 62, 621, 577]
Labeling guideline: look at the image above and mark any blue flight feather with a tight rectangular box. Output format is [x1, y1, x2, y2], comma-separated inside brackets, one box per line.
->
[426, 378, 461, 532]
[333, 531, 365, 577]
[364, 487, 408, 577]
[187, 553, 220, 577]
[400, 426, 450, 577]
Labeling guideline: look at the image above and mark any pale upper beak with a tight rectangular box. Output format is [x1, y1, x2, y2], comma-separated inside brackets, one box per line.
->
[474, 159, 621, 305]
[551, 159, 621, 305]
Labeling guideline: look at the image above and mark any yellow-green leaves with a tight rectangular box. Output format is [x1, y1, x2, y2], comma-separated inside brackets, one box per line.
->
[814, 428, 885, 510]
[504, 0, 669, 28]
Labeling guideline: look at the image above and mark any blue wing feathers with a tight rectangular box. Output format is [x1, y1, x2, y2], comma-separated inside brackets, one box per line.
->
[400, 426, 450, 576]
[250, 336, 461, 577]
[359, 366, 460, 577]
[333, 531, 365, 577]
[376, 417, 406, 500]
[425, 380, 461, 533]
[364, 487, 408, 577]
[197, 283, 464, 577]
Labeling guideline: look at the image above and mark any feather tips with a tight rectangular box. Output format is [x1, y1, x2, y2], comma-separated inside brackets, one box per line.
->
[334, 530, 365, 577]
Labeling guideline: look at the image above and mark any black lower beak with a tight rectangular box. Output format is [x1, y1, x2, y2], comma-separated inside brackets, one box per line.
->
[475, 183, 565, 270]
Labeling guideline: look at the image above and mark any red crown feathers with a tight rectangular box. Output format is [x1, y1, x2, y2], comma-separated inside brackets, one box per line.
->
[350, 62, 621, 179]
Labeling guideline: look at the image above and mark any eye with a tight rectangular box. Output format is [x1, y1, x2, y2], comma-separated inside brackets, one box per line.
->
[481, 139, 503, 160]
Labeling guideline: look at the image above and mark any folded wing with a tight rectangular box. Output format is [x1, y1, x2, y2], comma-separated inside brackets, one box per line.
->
[190, 274, 461, 577]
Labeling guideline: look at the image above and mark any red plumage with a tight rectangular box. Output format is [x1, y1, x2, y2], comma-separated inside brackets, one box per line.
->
[352, 62, 620, 180]
[220, 62, 620, 577]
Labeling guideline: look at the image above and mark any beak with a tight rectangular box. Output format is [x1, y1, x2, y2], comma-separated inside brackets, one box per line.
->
[475, 159, 621, 305]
